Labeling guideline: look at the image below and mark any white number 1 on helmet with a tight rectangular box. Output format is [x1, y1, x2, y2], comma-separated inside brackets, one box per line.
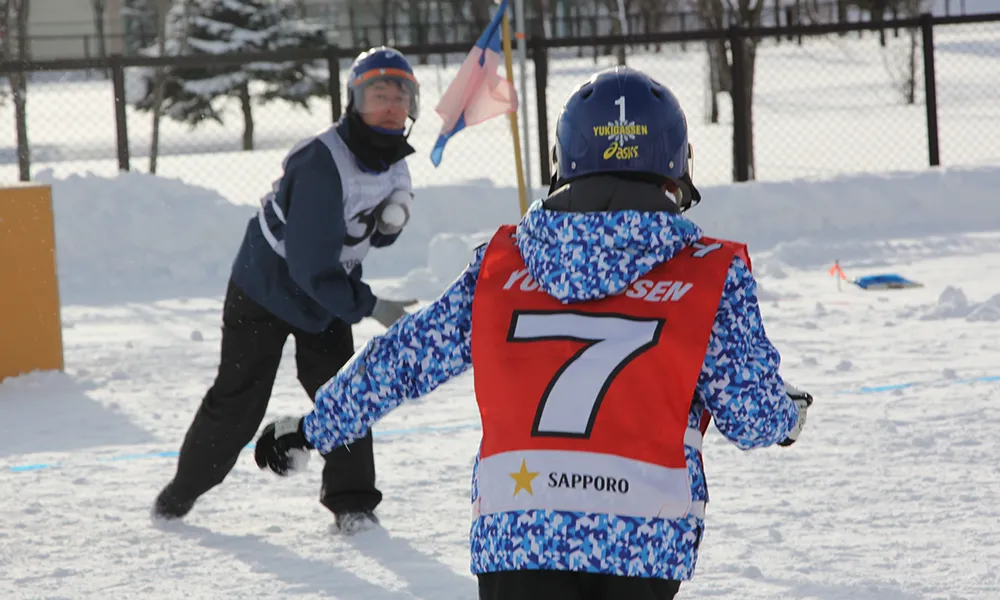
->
[615, 95, 626, 122]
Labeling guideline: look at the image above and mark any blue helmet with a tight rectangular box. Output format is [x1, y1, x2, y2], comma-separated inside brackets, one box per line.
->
[552, 66, 696, 202]
[347, 46, 420, 122]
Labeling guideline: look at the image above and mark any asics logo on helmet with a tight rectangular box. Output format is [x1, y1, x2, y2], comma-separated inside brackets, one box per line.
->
[595, 95, 646, 161]
[603, 143, 639, 160]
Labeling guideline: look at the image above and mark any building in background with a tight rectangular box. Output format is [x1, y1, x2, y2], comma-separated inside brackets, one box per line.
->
[25, 0, 125, 60]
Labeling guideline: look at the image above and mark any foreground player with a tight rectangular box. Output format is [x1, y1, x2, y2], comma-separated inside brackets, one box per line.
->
[256, 66, 814, 599]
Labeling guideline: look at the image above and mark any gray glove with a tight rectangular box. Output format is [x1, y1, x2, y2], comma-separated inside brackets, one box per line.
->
[370, 297, 418, 328]
[778, 383, 813, 447]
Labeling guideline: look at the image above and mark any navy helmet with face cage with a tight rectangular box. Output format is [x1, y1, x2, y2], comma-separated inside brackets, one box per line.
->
[346, 46, 420, 125]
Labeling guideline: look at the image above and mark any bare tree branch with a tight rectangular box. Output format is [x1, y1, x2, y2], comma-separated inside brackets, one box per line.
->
[8, 0, 31, 180]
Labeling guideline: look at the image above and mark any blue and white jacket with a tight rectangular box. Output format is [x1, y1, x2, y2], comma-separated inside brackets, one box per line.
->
[302, 185, 798, 581]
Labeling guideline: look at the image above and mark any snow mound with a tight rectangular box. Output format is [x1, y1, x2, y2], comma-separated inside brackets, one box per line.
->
[697, 165, 1000, 268]
[35, 164, 1000, 306]
[36, 169, 253, 305]
[907, 286, 1000, 322]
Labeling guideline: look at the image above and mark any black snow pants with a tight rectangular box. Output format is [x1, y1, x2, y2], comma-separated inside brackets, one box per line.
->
[477, 570, 681, 600]
[168, 280, 381, 515]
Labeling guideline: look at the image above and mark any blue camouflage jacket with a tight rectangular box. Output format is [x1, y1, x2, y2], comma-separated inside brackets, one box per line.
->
[302, 196, 798, 581]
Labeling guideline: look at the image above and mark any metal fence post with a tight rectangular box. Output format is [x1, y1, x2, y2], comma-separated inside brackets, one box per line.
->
[729, 26, 751, 182]
[920, 13, 941, 167]
[10, 69, 31, 181]
[327, 47, 342, 121]
[109, 54, 130, 172]
[532, 40, 551, 187]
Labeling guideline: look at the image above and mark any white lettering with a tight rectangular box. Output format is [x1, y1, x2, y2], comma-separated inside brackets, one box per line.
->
[626, 280, 653, 299]
[501, 270, 693, 302]
[666, 282, 693, 301]
[503, 269, 529, 290]
[691, 242, 724, 258]
[633, 279, 695, 302]
[520, 276, 539, 292]
[644, 280, 672, 302]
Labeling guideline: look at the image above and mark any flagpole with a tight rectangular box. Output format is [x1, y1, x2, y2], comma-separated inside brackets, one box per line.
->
[501, 1, 529, 216]
[514, 0, 532, 197]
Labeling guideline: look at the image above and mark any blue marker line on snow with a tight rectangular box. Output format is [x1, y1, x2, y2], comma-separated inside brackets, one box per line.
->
[9, 464, 51, 473]
[104, 450, 180, 462]
[837, 374, 1000, 395]
[3, 423, 484, 474]
[5, 375, 998, 474]
[856, 382, 916, 393]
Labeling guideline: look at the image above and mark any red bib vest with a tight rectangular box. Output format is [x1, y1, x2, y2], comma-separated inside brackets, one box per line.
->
[469, 225, 745, 520]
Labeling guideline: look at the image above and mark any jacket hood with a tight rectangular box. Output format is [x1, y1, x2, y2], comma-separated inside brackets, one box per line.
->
[515, 175, 704, 303]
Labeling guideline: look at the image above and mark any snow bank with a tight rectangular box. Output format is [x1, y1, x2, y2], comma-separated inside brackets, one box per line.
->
[901, 286, 1000, 322]
[37, 164, 1000, 306]
[36, 169, 254, 305]
[689, 166, 1000, 268]
[38, 169, 520, 305]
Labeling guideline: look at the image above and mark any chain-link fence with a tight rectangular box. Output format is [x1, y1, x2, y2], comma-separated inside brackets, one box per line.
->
[732, 15, 1000, 182]
[743, 23, 935, 181]
[0, 46, 528, 204]
[2, 11, 999, 205]
[932, 20, 1000, 167]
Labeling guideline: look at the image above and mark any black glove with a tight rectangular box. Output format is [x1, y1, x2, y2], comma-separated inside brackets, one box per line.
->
[255, 416, 314, 475]
[778, 384, 814, 447]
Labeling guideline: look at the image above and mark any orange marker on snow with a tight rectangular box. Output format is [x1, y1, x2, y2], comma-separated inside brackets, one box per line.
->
[829, 260, 847, 291]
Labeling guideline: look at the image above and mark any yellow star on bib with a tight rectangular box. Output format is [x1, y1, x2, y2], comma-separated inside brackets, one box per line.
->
[509, 459, 540, 497]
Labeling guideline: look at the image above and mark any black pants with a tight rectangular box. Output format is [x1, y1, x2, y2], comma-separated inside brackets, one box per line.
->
[478, 570, 681, 600]
[169, 280, 382, 515]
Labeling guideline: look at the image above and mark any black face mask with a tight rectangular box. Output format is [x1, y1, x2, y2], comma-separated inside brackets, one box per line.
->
[337, 109, 416, 173]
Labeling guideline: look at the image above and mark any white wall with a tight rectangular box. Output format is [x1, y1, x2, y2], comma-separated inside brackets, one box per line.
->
[27, 0, 124, 61]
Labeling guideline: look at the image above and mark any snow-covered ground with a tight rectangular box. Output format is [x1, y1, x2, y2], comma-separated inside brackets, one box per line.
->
[2, 163, 999, 599]
[2, 11, 1000, 597]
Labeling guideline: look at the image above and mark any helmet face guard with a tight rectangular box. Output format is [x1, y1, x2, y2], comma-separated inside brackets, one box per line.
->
[347, 47, 420, 128]
[351, 69, 419, 124]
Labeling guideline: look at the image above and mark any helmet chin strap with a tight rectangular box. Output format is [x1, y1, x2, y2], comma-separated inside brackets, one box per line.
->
[675, 172, 701, 213]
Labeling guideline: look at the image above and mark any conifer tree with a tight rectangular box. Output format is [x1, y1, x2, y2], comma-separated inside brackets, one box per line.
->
[130, 0, 328, 151]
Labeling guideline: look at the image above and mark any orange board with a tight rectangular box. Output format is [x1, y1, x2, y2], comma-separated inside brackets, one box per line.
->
[0, 183, 64, 381]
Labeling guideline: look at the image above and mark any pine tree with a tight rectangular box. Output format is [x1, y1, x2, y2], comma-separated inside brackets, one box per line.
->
[252, 13, 328, 109]
[174, 0, 267, 149]
[128, 1, 220, 129]
[121, 0, 159, 55]
[128, 0, 329, 151]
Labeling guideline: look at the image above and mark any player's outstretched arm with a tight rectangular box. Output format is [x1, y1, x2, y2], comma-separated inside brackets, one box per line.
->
[697, 256, 800, 450]
[302, 245, 487, 454]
